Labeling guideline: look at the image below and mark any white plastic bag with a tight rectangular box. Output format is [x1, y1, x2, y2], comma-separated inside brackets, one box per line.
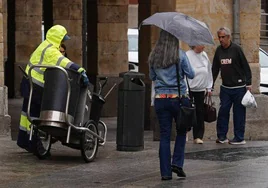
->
[151, 81, 155, 106]
[241, 90, 257, 108]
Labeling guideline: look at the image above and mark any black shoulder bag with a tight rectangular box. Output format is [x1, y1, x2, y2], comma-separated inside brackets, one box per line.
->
[175, 63, 197, 131]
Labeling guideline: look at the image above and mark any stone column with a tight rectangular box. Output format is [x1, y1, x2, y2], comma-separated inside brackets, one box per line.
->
[0, 0, 10, 134]
[53, 0, 83, 66]
[240, 0, 261, 93]
[14, 0, 43, 97]
[97, 0, 128, 75]
[53, 0, 128, 117]
[138, 0, 153, 131]
[10, 0, 42, 139]
[95, 0, 129, 116]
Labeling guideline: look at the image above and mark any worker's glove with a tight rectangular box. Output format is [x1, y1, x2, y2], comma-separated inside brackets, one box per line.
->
[81, 71, 89, 87]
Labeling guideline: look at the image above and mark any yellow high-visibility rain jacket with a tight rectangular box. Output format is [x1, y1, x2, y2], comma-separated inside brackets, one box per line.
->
[25, 24, 85, 87]
[19, 25, 85, 133]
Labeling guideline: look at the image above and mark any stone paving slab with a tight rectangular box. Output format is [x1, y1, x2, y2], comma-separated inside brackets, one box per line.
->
[2, 131, 268, 188]
[4, 98, 268, 188]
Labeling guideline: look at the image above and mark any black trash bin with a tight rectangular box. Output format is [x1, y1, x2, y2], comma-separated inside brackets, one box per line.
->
[41, 68, 81, 117]
[38, 68, 81, 137]
[116, 72, 145, 151]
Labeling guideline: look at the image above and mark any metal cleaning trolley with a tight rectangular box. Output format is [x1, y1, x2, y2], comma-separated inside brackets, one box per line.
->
[26, 65, 113, 162]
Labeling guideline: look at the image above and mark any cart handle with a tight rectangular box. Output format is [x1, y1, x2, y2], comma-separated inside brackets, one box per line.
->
[98, 77, 108, 95]
[18, 65, 29, 79]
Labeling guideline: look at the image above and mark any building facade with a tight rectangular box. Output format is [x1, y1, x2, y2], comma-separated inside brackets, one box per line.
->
[0, 0, 267, 140]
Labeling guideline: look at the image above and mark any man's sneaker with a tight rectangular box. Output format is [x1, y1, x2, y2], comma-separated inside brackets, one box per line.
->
[229, 139, 246, 145]
[216, 138, 229, 144]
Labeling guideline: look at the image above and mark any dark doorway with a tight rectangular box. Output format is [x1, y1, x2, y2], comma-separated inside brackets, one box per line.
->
[86, 0, 98, 88]
[43, 0, 53, 39]
[5, 0, 15, 98]
[261, 0, 267, 12]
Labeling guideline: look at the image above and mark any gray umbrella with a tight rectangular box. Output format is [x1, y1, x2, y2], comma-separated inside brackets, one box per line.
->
[140, 12, 215, 46]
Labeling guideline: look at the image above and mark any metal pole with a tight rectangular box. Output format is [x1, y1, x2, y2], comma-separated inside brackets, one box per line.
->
[233, 0, 240, 45]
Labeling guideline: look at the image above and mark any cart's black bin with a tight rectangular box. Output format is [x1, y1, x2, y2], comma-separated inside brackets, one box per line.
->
[90, 93, 105, 123]
[116, 72, 145, 151]
[38, 68, 81, 136]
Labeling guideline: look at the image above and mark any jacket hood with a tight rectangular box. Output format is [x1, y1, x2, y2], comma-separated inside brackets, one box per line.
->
[46, 25, 68, 47]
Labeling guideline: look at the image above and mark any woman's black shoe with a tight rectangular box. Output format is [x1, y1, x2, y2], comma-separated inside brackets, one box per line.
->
[171, 165, 186, 178]
[161, 176, 172, 181]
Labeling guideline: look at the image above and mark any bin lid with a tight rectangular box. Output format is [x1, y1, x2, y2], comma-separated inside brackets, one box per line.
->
[119, 72, 145, 90]
[119, 72, 145, 79]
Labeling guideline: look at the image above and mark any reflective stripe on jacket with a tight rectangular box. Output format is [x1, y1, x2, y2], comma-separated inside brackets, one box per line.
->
[25, 25, 85, 87]
[19, 96, 42, 132]
[19, 112, 31, 132]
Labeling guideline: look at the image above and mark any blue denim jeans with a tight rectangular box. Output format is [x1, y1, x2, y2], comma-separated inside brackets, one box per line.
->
[217, 86, 247, 141]
[154, 97, 189, 177]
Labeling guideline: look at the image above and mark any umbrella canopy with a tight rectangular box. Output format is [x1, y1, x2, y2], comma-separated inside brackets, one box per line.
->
[140, 12, 215, 46]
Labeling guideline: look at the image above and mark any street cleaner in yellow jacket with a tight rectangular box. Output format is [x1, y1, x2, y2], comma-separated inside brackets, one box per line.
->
[17, 25, 89, 153]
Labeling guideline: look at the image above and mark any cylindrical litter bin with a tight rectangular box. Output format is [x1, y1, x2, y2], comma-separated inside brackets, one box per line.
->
[116, 72, 145, 151]
[38, 68, 81, 136]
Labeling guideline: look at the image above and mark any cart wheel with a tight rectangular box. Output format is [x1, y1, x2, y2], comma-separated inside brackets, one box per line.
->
[35, 130, 52, 160]
[81, 120, 99, 163]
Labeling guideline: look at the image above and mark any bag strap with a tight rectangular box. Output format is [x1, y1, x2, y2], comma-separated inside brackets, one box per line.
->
[175, 63, 194, 103]
[186, 78, 193, 99]
[204, 93, 213, 106]
[176, 63, 194, 103]
[175, 63, 181, 98]
[208, 95, 213, 105]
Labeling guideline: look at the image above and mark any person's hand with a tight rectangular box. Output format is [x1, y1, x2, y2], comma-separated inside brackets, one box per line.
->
[205, 89, 212, 96]
[246, 85, 252, 92]
[207, 91, 212, 96]
[81, 71, 89, 87]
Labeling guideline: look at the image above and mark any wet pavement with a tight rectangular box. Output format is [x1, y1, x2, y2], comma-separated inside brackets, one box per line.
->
[186, 146, 268, 162]
[1, 99, 268, 187]
[2, 128, 268, 188]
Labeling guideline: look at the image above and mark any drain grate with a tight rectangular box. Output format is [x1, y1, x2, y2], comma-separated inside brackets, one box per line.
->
[185, 146, 268, 162]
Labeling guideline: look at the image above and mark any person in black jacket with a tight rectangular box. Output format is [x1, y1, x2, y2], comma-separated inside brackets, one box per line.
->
[212, 27, 252, 145]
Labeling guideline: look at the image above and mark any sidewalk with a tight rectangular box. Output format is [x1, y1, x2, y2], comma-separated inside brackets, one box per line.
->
[2, 99, 268, 187]
[1, 116, 268, 187]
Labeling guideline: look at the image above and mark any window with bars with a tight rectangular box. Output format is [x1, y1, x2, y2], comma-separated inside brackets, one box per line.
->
[261, 0, 267, 11]
[261, 0, 268, 48]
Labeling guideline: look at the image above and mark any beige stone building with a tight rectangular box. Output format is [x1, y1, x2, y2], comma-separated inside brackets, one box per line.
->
[0, 0, 267, 140]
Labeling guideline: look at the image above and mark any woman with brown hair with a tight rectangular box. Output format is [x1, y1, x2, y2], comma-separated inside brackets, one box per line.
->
[149, 30, 195, 180]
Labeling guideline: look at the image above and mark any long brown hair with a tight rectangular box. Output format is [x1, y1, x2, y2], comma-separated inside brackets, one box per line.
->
[148, 30, 179, 69]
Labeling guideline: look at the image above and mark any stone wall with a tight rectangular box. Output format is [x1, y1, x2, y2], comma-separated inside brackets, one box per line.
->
[128, 4, 138, 28]
[174, 1, 265, 141]
[176, 0, 261, 94]
[53, 0, 83, 66]
[98, 0, 128, 76]
[52, 0, 129, 72]
[149, 0, 268, 140]
[51, 1, 129, 117]
[14, 0, 42, 97]
[0, 0, 10, 134]
[2, 0, 6, 58]
[93, 0, 129, 117]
